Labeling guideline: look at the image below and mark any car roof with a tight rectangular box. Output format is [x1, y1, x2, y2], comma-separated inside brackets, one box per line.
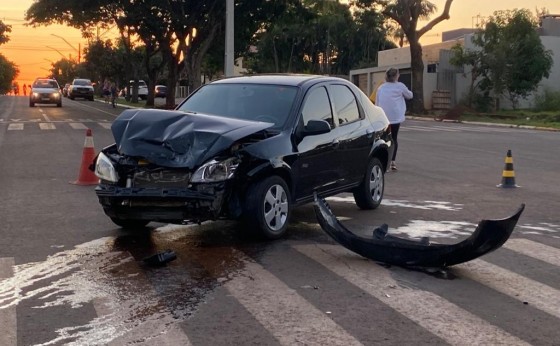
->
[210, 74, 347, 87]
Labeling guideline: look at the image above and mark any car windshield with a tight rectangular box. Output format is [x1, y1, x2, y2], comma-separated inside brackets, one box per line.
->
[177, 83, 298, 129]
[74, 79, 92, 86]
[33, 80, 58, 88]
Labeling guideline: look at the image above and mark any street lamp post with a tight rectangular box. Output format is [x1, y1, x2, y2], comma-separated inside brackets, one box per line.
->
[224, 0, 234, 77]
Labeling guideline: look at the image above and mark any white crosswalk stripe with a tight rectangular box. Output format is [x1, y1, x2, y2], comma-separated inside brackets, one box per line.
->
[7, 123, 23, 130]
[456, 259, 560, 319]
[0, 258, 16, 346]
[504, 238, 560, 267]
[220, 250, 362, 346]
[69, 122, 89, 130]
[2, 122, 112, 130]
[39, 122, 56, 130]
[294, 244, 529, 346]
[2, 238, 560, 345]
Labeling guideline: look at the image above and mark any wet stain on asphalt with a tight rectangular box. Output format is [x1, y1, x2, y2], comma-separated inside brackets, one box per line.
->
[0, 204, 484, 345]
[0, 219, 304, 345]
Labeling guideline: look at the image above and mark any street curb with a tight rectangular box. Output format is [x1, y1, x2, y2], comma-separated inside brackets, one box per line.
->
[407, 116, 560, 132]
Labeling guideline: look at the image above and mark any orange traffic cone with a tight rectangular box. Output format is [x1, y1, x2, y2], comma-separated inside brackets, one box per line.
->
[497, 149, 519, 188]
[70, 128, 99, 185]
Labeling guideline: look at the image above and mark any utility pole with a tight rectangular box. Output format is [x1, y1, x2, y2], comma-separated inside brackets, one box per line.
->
[225, 0, 234, 77]
[51, 34, 80, 63]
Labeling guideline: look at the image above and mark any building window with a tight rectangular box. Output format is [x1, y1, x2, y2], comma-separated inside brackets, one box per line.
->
[427, 63, 438, 73]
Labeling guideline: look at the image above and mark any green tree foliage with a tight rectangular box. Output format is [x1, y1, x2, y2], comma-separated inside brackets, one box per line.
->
[0, 54, 19, 94]
[48, 59, 78, 87]
[245, 0, 393, 75]
[0, 20, 19, 94]
[452, 9, 553, 109]
[25, 0, 274, 106]
[0, 20, 11, 45]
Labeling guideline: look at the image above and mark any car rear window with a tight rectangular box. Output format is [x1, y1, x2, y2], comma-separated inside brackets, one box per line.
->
[178, 83, 298, 130]
[73, 79, 92, 86]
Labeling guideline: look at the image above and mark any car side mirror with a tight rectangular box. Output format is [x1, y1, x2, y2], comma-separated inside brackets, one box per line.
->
[303, 119, 331, 136]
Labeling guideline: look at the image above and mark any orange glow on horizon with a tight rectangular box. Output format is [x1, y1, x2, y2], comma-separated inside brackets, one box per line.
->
[2, 0, 560, 88]
[1, 0, 94, 87]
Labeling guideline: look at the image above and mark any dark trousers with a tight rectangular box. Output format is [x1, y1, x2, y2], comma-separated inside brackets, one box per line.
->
[391, 123, 401, 161]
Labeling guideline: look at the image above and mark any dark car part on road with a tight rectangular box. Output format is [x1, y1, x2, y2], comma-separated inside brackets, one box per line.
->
[94, 75, 392, 239]
[313, 193, 525, 267]
[143, 250, 177, 266]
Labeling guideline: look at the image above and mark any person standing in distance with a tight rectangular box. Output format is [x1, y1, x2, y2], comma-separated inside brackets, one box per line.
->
[375, 68, 413, 171]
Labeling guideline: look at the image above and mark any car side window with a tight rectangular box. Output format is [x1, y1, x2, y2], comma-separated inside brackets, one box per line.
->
[330, 85, 360, 125]
[301, 87, 333, 128]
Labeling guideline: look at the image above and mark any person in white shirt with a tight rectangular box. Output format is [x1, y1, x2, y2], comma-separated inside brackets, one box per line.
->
[375, 68, 413, 171]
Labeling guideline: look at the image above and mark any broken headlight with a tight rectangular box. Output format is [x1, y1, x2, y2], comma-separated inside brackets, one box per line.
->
[190, 158, 239, 183]
[95, 152, 119, 182]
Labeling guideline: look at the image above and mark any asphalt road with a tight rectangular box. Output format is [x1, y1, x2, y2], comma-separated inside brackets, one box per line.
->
[1, 94, 559, 345]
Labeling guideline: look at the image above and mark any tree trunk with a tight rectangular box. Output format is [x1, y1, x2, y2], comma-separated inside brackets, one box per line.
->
[166, 60, 178, 109]
[409, 40, 425, 114]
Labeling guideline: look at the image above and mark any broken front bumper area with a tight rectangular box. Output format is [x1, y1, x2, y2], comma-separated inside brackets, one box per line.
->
[313, 193, 525, 267]
[95, 183, 227, 223]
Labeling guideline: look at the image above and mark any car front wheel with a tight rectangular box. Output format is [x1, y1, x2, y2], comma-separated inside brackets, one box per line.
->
[353, 157, 384, 210]
[110, 217, 150, 229]
[243, 176, 291, 239]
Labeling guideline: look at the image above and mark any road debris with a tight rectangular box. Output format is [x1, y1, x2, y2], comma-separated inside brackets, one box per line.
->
[313, 193, 525, 267]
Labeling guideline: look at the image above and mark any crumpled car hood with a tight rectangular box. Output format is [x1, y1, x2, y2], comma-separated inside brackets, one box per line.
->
[111, 109, 274, 168]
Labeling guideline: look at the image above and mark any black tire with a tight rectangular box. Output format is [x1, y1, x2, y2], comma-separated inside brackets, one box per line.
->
[89, 96, 94, 101]
[110, 217, 150, 229]
[69, 96, 74, 100]
[57, 102, 62, 107]
[353, 157, 384, 210]
[243, 176, 291, 240]
[29, 102, 34, 107]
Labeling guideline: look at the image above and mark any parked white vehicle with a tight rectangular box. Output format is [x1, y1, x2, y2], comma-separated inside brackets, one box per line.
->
[129, 80, 148, 100]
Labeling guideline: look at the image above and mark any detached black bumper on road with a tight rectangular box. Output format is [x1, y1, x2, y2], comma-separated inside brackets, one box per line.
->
[313, 193, 525, 267]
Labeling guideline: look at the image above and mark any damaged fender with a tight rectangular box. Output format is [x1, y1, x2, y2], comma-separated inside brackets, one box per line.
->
[313, 193, 525, 267]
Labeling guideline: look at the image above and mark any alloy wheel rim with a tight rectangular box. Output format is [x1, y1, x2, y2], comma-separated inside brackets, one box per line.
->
[263, 184, 289, 231]
[368, 165, 383, 202]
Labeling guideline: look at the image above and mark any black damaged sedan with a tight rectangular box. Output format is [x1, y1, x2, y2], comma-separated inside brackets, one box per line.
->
[94, 75, 392, 239]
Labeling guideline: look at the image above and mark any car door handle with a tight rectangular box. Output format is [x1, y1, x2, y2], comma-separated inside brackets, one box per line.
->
[366, 128, 374, 138]
[331, 139, 340, 148]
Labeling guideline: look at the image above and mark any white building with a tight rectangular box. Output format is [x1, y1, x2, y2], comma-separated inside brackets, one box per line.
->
[350, 15, 560, 110]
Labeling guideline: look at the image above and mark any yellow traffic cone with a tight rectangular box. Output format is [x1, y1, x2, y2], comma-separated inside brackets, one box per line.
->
[497, 150, 519, 188]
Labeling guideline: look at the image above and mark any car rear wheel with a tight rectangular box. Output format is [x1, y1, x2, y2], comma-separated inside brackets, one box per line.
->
[353, 157, 384, 210]
[110, 217, 150, 229]
[57, 102, 62, 107]
[243, 176, 291, 239]
[29, 101, 34, 107]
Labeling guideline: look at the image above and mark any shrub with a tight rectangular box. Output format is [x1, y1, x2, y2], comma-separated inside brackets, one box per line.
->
[534, 89, 560, 111]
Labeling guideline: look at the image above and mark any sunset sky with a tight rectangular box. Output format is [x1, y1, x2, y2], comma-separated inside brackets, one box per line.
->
[2, 0, 560, 87]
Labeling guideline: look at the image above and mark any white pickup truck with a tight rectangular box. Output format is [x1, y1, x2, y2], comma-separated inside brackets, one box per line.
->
[129, 80, 148, 100]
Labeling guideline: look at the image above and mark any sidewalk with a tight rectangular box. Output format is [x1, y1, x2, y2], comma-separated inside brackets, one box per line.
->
[408, 115, 560, 132]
